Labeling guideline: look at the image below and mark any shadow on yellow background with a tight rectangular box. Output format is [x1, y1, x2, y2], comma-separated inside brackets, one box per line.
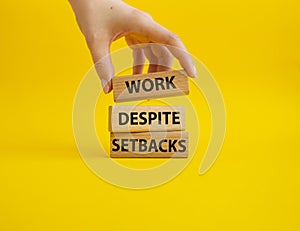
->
[0, 0, 299, 230]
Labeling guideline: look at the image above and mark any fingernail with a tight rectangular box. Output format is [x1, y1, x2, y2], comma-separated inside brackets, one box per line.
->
[192, 65, 197, 78]
[104, 85, 109, 93]
[102, 80, 109, 93]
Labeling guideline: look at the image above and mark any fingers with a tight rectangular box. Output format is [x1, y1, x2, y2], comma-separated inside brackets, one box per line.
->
[143, 46, 159, 73]
[86, 35, 114, 93]
[126, 36, 146, 75]
[143, 44, 173, 73]
[167, 43, 196, 77]
[130, 43, 173, 74]
[150, 44, 173, 72]
[134, 19, 197, 77]
[132, 48, 145, 74]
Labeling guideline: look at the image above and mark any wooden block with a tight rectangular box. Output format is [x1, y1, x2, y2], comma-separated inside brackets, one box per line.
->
[109, 106, 186, 132]
[112, 70, 189, 102]
[110, 131, 188, 158]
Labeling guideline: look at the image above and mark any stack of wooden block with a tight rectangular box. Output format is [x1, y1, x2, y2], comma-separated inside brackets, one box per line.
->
[109, 70, 189, 158]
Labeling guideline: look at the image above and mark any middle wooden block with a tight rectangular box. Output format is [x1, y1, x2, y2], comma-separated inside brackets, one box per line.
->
[109, 106, 186, 133]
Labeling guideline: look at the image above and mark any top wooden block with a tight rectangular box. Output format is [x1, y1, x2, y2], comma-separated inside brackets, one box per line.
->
[112, 70, 189, 102]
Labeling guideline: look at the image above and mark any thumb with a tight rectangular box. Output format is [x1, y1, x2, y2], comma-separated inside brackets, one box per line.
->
[86, 35, 114, 93]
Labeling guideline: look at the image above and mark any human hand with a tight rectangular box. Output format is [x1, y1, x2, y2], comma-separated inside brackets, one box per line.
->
[69, 0, 196, 93]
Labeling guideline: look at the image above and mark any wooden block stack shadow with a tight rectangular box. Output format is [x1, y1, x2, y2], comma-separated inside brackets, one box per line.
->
[109, 70, 190, 158]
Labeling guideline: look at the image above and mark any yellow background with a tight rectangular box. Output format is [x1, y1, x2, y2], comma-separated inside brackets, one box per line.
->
[1, 0, 299, 230]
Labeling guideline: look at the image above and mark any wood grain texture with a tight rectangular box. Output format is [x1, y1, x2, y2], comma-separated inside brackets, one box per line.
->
[109, 106, 186, 132]
[110, 131, 188, 158]
[112, 70, 189, 102]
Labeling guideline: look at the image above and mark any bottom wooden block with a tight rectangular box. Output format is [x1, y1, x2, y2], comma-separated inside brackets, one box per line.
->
[110, 131, 188, 158]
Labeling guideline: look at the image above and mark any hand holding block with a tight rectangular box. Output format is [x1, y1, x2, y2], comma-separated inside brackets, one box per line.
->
[112, 70, 189, 102]
[110, 131, 188, 158]
[109, 106, 186, 132]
